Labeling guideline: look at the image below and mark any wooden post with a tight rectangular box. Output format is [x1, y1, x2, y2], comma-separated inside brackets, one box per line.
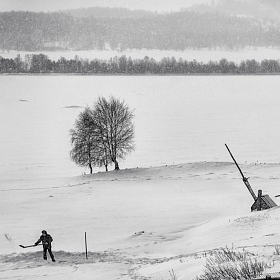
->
[225, 144, 257, 201]
[85, 232, 88, 259]
[258, 189, 262, 211]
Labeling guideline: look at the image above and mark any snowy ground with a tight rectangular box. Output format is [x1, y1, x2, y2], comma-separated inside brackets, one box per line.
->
[1, 162, 280, 279]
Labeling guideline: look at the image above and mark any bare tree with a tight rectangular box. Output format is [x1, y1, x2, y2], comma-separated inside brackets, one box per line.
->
[70, 97, 134, 173]
[70, 107, 110, 174]
[93, 96, 135, 170]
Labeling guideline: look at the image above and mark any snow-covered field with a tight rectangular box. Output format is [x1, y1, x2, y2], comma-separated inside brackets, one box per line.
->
[1, 162, 280, 279]
[2, 74, 280, 279]
[1, 47, 280, 62]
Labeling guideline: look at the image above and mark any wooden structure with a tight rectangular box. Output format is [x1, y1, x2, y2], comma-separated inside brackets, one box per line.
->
[225, 144, 277, 212]
[251, 189, 277, 211]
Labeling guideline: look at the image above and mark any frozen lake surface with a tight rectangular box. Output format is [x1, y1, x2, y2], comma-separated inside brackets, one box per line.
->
[1, 75, 280, 185]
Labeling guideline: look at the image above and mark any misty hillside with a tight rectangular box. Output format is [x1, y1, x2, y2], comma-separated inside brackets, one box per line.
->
[189, 0, 280, 23]
[63, 7, 157, 18]
[1, 8, 280, 52]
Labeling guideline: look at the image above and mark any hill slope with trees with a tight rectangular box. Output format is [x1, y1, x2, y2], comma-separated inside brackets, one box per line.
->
[189, 0, 280, 23]
[1, 8, 280, 52]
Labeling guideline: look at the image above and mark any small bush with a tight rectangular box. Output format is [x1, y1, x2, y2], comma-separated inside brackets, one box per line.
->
[196, 247, 267, 280]
[169, 269, 177, 280]
[274, 245, 280, 255]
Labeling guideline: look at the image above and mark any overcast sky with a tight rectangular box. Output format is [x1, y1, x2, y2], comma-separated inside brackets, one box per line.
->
[0, 0, 211, 13]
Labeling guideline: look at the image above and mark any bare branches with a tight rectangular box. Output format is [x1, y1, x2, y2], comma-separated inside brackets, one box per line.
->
[70, 97, 135, 173]
[70, 107, 110, 173]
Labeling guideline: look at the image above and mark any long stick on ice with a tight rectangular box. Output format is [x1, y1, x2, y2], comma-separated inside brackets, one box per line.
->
[19, 244, 42, 248]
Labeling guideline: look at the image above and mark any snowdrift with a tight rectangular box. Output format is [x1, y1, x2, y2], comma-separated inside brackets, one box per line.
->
[1, 162, 280, 279]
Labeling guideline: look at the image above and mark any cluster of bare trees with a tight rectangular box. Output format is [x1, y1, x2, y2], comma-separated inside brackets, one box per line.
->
[4, 54, 280, 74]
[70, 97, 135, 173]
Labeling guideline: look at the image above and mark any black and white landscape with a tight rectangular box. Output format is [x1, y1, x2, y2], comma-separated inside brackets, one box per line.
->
[1, 1, 280, 279]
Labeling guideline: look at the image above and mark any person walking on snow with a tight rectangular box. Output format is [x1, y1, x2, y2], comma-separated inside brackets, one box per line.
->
[35, 230, 56, 262]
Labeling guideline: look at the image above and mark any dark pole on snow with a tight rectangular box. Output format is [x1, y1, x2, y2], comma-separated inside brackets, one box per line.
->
[225, 143, 257, 201]
[85, 232, 88, 259]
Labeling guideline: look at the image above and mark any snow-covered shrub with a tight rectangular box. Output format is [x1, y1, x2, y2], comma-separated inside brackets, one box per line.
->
[196, 247, 267, 280]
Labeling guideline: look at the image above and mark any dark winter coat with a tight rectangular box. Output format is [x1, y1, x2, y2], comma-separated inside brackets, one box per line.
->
[35, 234, 53, 248]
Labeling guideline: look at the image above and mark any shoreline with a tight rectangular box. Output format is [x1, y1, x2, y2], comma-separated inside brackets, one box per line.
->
[1, 73, 280, 76]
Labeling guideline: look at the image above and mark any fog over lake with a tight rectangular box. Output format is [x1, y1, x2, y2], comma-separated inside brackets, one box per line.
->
[1, 75, 280, 186]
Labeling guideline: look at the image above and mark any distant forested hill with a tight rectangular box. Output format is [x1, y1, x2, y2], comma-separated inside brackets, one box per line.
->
[189, 0, 280, 23]
[63, 7, 157, 18]
[1, 8, 280, 52]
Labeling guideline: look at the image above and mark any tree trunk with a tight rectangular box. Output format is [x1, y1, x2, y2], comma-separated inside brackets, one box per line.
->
[105, 164, 108, 172]
[89, 163, 93, 174]
[114, 160, 120, 170]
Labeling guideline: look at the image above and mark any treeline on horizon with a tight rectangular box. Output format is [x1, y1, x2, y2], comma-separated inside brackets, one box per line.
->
[1, 9, 280, 52]
[1, 54, 280, 74]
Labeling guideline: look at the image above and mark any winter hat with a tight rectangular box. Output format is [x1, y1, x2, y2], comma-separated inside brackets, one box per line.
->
[42, 230, 47, 234]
